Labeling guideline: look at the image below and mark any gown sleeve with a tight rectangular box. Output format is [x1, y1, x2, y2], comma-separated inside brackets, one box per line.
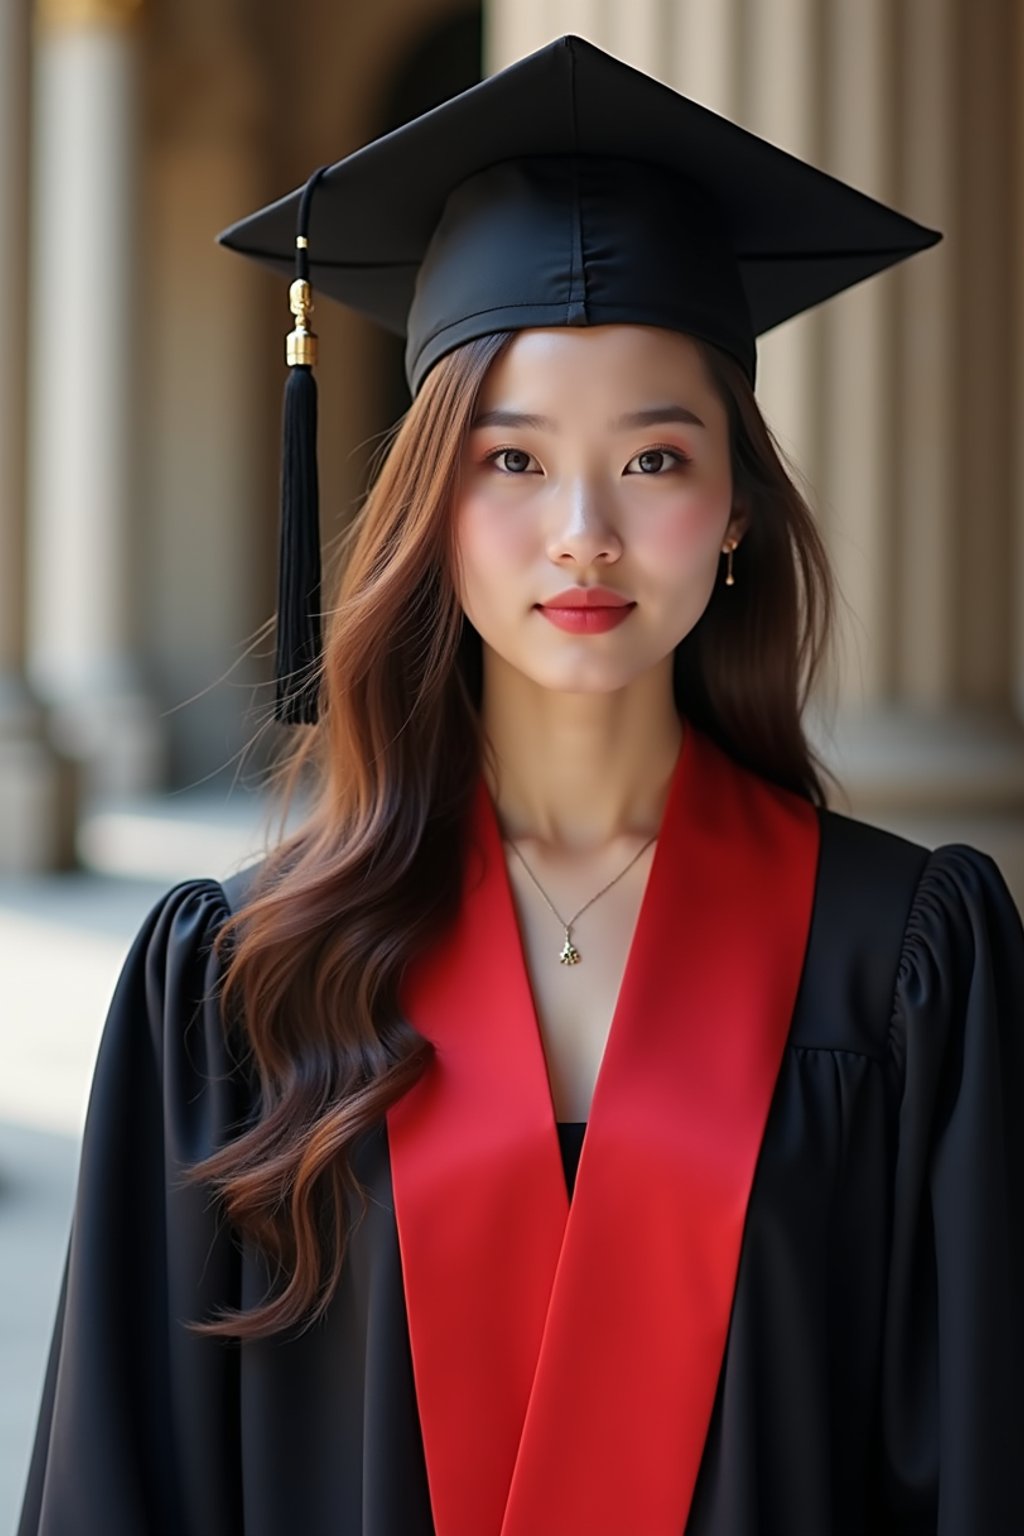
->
[879, 844, 1024, 1535]
[16, 876, 248, 1536]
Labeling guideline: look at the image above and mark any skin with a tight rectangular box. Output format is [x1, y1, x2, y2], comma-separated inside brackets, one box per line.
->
[453, 323, 749, 858]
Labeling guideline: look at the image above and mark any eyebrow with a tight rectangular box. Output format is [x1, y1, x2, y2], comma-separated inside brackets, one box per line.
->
[470, 404, 707, 431]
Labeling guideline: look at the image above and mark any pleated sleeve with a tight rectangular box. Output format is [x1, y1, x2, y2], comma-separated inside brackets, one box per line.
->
[16, 876, 250, 1536]
[879, 845, 1024, 1535]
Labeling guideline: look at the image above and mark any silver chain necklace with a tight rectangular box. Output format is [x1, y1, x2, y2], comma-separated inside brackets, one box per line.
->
[506, 833, 658, 965]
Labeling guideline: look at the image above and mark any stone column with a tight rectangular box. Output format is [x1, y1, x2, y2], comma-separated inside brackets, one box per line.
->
[818, 0, 1024, 861]
[1017, 0, 1024, 723]
[672, 0, 741, 114]
[816, 0, 899, 712]
[143, 3, 275, 786]
[738, 0, 824, 504]
[0, 0, 70, 871]
[0, 0, 31, 728]
[25, 0, 165, 800]
[485, 0, 595, 73]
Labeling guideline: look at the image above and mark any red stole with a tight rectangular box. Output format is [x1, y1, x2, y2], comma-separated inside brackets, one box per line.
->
[386, 724, 821, 1535]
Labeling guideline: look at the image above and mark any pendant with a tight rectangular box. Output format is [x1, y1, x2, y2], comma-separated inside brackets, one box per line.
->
[559, 929, 581, 965]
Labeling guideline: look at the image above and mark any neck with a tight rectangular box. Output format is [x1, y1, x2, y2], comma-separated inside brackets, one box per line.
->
[478, 649, 685, 852]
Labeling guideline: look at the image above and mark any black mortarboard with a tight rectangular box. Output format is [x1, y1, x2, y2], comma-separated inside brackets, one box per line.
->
[217, 33, 941, 726]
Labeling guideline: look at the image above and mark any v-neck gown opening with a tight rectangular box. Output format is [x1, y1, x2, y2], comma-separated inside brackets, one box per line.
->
[556, 1121, 587, 1199]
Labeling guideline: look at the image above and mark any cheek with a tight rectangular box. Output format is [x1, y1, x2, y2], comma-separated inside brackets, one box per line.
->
[639, 487, 730, 564]
[455, 494, 534, 586]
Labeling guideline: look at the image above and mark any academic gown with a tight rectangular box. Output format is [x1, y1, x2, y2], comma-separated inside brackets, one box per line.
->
[16, 724, 1024, 1536]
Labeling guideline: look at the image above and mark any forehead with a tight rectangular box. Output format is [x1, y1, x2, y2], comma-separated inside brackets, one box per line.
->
[476, 325, 715, 405]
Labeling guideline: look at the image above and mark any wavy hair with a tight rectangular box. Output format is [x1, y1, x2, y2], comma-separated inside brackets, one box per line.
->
[181, 328, 838, 1341]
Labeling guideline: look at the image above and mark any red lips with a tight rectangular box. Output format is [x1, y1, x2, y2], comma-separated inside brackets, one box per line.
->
[539, 586, 632, 609]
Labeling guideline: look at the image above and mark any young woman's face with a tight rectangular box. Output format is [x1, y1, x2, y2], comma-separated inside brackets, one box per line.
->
[452, 324, 747, 697]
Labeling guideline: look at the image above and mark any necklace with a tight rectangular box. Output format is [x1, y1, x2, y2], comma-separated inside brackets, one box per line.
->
[506, 832, 658, 965]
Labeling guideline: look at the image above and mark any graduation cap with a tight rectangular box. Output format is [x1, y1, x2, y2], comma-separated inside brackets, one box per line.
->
[217, 32, 941, 727]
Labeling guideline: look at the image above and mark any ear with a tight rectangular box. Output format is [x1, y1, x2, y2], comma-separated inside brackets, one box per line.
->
[726, 495, 751, 545]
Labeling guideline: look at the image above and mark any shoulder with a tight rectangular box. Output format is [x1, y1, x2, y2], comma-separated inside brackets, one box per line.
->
[68, 868, 272, 1234]
[816, 804, 1018, 901]
[797, 809, 1022, 1056]
[816, 805, 929, 896]
[124, 871, 235, 986]
[108, 858, 269, 1076]
[884, 842, 1024, 1181]
[808, 809, 931, 1002]
[129, 855, 269, 959]
[220, 855, 271, 915]
[816, 809, 1020, 957]
[890, 839, 1023, 1031]
[813, 806, 1020, 928]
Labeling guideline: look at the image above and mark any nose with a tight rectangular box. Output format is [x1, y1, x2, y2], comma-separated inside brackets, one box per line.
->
[545, 476, 623, 565]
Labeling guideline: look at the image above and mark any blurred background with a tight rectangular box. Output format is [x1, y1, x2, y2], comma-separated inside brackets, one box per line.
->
[2, 0, 1023, 1525]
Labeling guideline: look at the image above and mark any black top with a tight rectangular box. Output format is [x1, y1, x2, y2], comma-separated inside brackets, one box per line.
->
[555, 1121, 587, 1200]
[17, 812, 1024, 1535]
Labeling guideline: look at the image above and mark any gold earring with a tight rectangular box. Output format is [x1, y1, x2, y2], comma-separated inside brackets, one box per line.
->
[723, 538, 738, 587]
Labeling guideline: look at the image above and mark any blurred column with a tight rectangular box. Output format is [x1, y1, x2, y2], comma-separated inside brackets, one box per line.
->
[671, 0, 741, 116]
[738, 0, 824, 502]
[143, 3, 274, 786]
[0, 0, 31, 728]
[0, 0, 68, 870]
[892, 0, 959, 717]
[819, 0, 1024, 830]
[816, 0, 898, 712]
[25, 0, 165, 800]
[486, 0, 666, 81]
[1017, 0, 1024, 723]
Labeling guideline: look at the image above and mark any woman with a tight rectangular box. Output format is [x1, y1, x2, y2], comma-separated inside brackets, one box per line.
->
[18, 34, 1024, 1536]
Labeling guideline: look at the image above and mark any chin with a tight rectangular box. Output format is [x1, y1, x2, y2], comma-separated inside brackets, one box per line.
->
[531, 659, 643, 694]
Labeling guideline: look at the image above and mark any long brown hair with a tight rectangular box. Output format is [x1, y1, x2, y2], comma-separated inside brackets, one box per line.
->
[182, 328, 839, 1342]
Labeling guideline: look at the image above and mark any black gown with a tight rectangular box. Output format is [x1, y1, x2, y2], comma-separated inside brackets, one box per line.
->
[16, 807, 1024, 1536]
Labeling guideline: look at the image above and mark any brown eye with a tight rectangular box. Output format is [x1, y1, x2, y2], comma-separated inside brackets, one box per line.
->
[627, 448, 690, 475]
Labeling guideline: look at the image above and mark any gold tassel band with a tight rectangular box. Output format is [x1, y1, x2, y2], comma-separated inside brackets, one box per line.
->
[286, 278, 317, 368]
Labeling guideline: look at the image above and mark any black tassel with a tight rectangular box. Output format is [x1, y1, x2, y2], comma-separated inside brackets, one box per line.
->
[273, 163, 331, 727]
[275, 361, 321, 724]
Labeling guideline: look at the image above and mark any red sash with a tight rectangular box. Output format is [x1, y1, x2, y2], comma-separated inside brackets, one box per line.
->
[387, 723, 820, 1535]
